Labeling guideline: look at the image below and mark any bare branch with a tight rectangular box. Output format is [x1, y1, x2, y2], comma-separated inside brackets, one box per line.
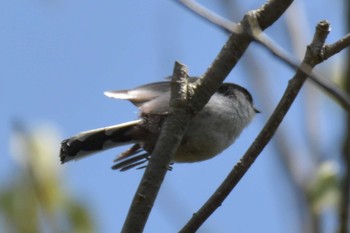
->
[121, 62, 191, 233]
[180, 20, 342, 233]
[324, 33, 350, 58]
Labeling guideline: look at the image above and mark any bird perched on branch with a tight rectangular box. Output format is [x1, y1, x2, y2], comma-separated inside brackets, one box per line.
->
[60, 78, 259, 171]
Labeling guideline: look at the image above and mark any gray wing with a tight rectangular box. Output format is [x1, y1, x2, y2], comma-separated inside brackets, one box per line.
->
[104, 81, 171, 114]
[104, 81, 170, 105]
[104, 78, 200, 114]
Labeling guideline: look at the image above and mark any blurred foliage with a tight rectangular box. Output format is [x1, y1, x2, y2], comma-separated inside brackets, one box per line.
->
[306, 161, 340, 214]
[0, 122, 95, 233]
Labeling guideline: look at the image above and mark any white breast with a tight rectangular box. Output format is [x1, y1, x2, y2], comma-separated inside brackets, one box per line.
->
[173, 92, 255, 163]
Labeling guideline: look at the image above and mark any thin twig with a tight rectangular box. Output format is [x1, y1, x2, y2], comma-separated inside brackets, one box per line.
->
[180, 20, 337, 233]
[325, 33, 350, 57]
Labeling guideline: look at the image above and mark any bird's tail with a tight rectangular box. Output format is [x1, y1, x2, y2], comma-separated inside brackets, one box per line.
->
[60, 120, 142, 163]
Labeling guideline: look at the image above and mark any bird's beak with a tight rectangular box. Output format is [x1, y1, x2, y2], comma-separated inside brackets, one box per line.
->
[254, 107, 260, 113]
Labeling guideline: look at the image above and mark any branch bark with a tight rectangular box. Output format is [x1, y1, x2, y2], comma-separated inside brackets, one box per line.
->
[121, 62, 192, 232]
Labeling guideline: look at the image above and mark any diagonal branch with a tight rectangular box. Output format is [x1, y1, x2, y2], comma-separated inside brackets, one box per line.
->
[179, 20, 343, 233]
[121, 62, 192, 233]
[324, 32, 350, 57]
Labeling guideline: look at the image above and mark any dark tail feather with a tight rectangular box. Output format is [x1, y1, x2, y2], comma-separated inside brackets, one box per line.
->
[60, 120, 141, 163]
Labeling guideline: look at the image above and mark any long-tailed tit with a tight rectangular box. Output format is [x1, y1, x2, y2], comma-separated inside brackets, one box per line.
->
[60, 79, 259, 171]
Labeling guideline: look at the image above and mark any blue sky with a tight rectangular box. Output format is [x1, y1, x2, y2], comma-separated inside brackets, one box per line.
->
[1, 0, 347, 232]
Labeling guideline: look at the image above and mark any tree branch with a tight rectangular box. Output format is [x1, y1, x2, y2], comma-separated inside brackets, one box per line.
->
[180, 20, 344, 233]
[325, 33, 350, 57]
[121, 62, 192, 233]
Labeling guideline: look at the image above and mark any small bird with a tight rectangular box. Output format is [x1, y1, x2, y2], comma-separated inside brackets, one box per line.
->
[60, 79, 259, 171]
